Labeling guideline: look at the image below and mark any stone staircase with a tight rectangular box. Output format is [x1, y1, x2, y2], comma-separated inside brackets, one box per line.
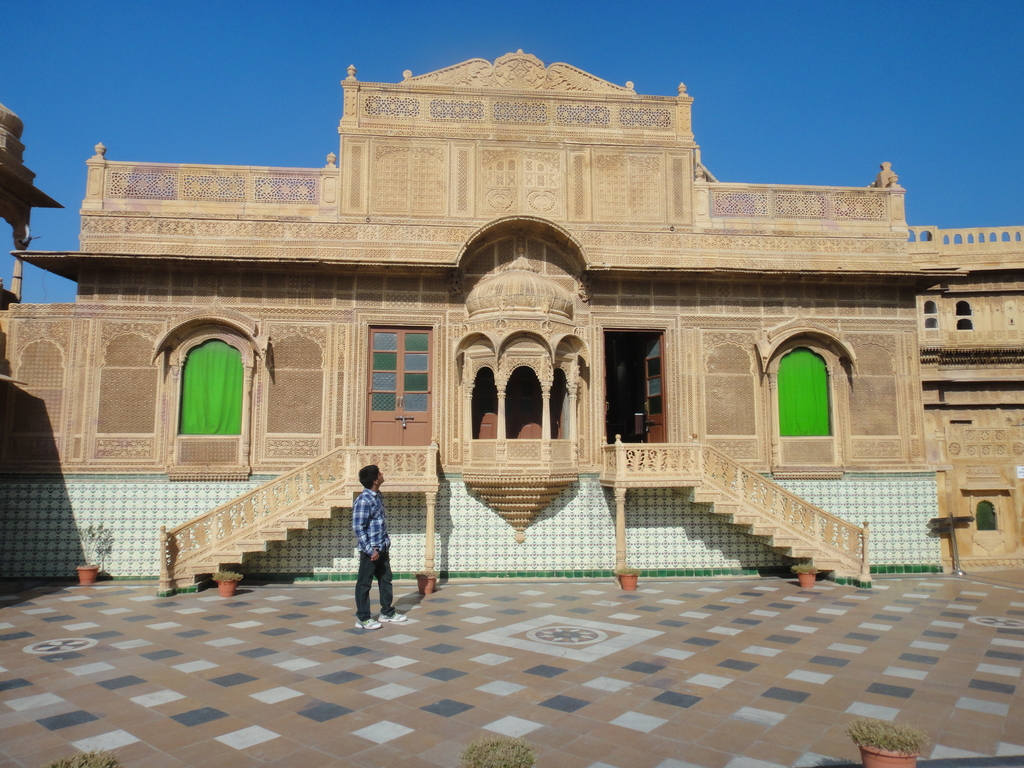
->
[158, 444, 439, 594]
[600, 438, 870, 583]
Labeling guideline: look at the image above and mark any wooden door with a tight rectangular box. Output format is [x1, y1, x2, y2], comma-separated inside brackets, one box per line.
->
[367, 328, 432, 446]
[644, 336, 665, 443]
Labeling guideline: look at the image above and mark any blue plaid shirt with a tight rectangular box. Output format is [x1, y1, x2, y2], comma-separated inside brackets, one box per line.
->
[352, 487, 391, 556]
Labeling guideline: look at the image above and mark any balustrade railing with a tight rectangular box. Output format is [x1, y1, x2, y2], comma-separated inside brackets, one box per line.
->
[159, 443, 438, 591]
[600, 438, 869, 578]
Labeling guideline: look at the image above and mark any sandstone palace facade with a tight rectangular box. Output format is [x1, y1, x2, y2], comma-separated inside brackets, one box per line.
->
[3, 53, 1021, 591]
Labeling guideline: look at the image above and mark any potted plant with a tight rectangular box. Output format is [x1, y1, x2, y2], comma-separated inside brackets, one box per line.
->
[614, 565, 640, 591]
[416, 568, 438, 595]
[791, 562, 819, 589]
[212, 570, 244, 597]
[847, 717, 929, 768]
[459, 735, 536, 768]
[76, 523, 114, 585]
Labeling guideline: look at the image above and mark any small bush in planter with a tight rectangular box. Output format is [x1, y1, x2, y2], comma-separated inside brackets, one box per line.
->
[39, 750, 121, 768]
[416, 568, 438, 578]
[213, 570, 244, 582]
[790, 563, 818, 575]
[847, 717, 929, 755]
[613, 566, 641, 576]
[77, 523, 114, 568]
[459, 735, 536, 768]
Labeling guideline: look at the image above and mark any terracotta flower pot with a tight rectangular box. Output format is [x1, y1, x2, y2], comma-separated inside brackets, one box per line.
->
[76, 565, 100, 586]
[857, 745, 920, 768]
[216, 580, 239, 598]
[417, 575, 437, 595]
[797, 572, 817, 589]
[617, 574, 638, 591]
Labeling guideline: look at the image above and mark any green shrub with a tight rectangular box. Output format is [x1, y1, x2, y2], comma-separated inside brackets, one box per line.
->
[791, 563, 818, 574]
[847, 718, 929, 755]
[459, 735, 536, 768]
[213, 570, 243, 581]
[40, 751, 121, 768]
[614, 566, 640, 576]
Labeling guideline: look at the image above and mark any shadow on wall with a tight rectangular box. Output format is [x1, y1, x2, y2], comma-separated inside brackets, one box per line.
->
[0, 386, 84, 579]
[607, 486, 791, 572]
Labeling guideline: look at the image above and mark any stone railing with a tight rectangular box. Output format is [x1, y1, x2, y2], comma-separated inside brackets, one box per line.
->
[83, 154, 339, 212]
[706, 184, 895, 224]
[699, 445, 866, 573]
[106, 163, 320, 203]
[159, 443, 438, 591]
[466, 439, 577, 472]
[600, 440, 701, 486]
[909, 225, 1024, 253]
[600, 439, 869, 579]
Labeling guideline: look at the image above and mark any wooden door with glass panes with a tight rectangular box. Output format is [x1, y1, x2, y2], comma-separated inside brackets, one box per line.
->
[644, 336, 665, 443]
[367, 328, 432, 446]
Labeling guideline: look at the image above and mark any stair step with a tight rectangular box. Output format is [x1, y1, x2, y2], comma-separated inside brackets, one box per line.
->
[259, 528, 290, 540]
[231, 540, 269, 553]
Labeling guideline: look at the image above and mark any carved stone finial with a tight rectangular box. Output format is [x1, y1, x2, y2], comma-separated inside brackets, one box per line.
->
[346, 64, 357, 81]
[325, 151, 337, 168]
[93, 142, 107, 158]
[678, 82, 687, 95]
[869, 161, 900, 189]
[402, 69, 412, 80]
[625, 81, 634, 91]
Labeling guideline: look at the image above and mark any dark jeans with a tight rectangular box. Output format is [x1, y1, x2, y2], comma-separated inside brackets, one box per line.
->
[355, 549, 395, 621]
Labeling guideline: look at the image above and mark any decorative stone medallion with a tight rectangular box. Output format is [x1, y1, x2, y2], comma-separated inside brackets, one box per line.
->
[23, 637, 99, 654]
[469, 614, 662, 661]
[968, 616, 1024, 629]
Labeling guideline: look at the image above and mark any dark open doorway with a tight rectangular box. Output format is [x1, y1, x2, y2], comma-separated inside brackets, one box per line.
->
[604, 330, 665, 444]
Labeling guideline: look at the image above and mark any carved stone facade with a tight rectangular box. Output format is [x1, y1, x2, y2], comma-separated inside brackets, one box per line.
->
[2, 53, 971, 582]
[911, 226, 1024, 569]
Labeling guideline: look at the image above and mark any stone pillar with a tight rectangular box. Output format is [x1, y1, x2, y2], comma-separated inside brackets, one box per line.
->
[541, 383, 552, 462]
[241, 363, 254, 467]
[424, 490, 437, 571]
[496, 384, 507, 461]
[614, 487, 627, 570]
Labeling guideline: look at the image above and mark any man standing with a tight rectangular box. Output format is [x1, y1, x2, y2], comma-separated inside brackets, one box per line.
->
[352, 464, 407, 630]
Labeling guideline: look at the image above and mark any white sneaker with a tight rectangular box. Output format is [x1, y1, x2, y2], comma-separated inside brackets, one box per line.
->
[356, 617, 382, 630]
[378, 612, 407, 623]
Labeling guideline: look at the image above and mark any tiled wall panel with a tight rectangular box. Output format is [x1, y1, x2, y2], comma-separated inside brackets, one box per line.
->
[0, 474, 939, 578]
[772, 475, 941, 566]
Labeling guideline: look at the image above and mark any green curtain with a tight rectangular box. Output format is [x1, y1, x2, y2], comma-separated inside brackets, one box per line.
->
[180, 340, 243, 435]
[778, 348, 830, 436]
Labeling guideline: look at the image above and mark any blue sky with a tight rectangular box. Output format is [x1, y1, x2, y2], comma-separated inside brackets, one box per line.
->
[5, 0, 1023, 304]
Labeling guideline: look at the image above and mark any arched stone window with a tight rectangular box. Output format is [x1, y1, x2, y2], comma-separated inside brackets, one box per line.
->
[471, 367, 498, 439]
[955, 301, 972, 316]
[976, 500, 997, 531]
[506, 366, 543, 439]
[777, 348, 830, 436]
[923, 300, 937, 314]
[180, 339, 243, 435]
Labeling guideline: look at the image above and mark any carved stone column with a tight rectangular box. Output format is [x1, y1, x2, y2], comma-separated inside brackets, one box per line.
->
[614, 487, 627, 570]
[767, 371, 781, 468]
[496, 384, 507, 461]
[463, 382, 474, 463]
[241, 363, 254, 467]
[541, 383, 552, 462]
[424, 490, 437, 571]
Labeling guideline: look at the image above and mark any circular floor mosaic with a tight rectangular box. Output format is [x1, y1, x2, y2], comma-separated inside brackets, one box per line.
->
[968, 616, 1024, 629]
[23, 637, 99, 655]
[526, 625, 609, 645]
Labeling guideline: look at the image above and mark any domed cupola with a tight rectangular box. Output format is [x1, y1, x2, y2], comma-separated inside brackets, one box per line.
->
[465, 255, 573, 320]
[0, 103, 24, 140]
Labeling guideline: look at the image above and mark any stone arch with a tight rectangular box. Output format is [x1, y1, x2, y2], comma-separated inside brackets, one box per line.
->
[456, 216, 588, 276]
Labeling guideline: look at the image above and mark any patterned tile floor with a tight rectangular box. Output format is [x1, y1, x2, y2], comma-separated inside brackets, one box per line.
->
[2, 572, 1024, 768]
